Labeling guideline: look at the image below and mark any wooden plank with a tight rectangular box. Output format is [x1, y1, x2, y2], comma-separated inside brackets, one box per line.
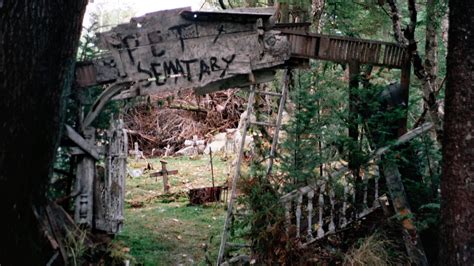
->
[381, 163, 428, 265]
[69, 146, 85, 156]
[74, 128, 96, 227]
[150, 170, 179, 177]
[75, 57, 120, 88]
[64, 125, 100, 160]
[76, 19, 407, 91]
[82, 81, 132, 130]
[94, 119, 128, 234]
[279, 30, 406, 68]
[375, 122, 433, 156]
[94, 8, 290, 97]
[217, 87, 255, 265]
[180, 8, 275, 23]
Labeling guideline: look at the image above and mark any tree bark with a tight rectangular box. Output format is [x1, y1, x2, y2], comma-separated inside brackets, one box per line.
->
[387, 0, 443, 143]
[0, 0, 88, 264]
[280, 1, 290, 23]
[440, 1, 474, 264]
[312, 0, 325, 33]
[421, 0, 443, 143]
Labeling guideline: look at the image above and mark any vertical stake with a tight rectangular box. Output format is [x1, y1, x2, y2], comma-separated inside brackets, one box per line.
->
[210, 147, 217, 201]
[160, 160, 169, 194]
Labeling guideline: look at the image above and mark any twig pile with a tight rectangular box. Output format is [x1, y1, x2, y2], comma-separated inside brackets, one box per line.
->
[123, 89, 245, 155]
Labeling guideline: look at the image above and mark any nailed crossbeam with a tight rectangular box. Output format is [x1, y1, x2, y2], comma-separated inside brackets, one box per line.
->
[64, 125, 100, 160]
[150, 170, 179, 177]
[150, 160, 178, 194]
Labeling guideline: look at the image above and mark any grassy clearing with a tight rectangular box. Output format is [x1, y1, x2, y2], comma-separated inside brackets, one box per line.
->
[116, 155, 230, 265]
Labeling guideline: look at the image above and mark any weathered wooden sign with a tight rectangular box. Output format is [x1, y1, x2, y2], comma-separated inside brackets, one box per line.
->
[94, 7, 290, 98]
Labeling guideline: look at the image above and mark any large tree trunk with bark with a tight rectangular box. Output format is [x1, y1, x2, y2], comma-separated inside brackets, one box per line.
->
[0, 1, 88, 264]
[440, 0, 474, 264]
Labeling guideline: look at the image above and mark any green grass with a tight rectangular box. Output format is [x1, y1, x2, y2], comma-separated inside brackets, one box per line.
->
[126, 156, 230, 203]
[115, 155, 229, 265]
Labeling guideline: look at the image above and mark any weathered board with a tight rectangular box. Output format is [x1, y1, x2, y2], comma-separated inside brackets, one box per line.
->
[94, 119, 128, 234]
[75, 59, 119, 88]
[279, 30, 408, 68]
[74, 128, 96, 227]
[93, 7, 290, 98]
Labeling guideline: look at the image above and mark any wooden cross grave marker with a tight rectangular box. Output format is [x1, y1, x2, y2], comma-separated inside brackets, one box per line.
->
[150, 160, 178, 194]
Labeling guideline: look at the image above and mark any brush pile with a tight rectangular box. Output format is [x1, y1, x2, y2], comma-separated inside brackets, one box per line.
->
[123, 89, 245, 156]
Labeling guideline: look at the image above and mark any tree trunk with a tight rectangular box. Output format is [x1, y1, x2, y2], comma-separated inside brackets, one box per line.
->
[312, 0, 325, 33]
[421, 0, 443, 143]
[280, 1, 290, 23]
[440, 1, 474, 264]
[0, 1, 88, 264]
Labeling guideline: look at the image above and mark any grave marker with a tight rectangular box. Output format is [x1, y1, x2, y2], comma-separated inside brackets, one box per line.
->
[150, 160, 178, 193]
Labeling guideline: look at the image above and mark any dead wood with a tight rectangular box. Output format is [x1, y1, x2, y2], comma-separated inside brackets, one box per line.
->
[123, 89, 245, 155]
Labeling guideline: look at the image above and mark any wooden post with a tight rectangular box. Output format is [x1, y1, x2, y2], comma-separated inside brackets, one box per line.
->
[94, 119, 128, 234]
[210, 148, 219, 202]
[161, 161, 169, 194]
[382, 162, 428, 265]
[74, 128, 96, 227]
[217, 87, 255, 265]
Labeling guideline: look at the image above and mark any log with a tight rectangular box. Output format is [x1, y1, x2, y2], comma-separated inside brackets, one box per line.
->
[168, 103, 208, 113]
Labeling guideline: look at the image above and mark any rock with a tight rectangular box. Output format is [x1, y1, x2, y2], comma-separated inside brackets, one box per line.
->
[204, 140, 226, 154]
[176, 146, 196, 156]
[204, 132, 227, 154]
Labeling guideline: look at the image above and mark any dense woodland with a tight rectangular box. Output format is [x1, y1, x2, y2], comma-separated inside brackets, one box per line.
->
[0, 0, 472, 265]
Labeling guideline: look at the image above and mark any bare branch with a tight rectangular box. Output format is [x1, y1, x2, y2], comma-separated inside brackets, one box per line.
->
[386, 0, 409, 46]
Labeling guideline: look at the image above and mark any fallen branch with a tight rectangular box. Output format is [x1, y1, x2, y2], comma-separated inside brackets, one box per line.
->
[168, 103, 208, 113]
